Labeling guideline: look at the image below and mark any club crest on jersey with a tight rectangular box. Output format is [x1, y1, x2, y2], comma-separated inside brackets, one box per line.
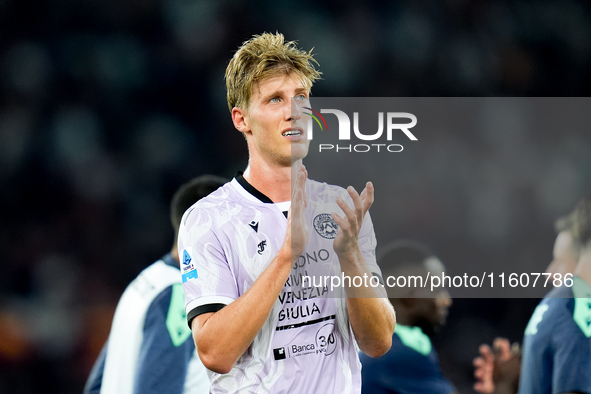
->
[313, 214, 339, 239]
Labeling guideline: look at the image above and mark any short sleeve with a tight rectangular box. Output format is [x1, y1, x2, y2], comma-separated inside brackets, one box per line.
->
[178, 207, 239, 327]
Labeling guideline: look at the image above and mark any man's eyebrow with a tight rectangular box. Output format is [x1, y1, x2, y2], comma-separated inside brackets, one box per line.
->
[259, 87, 309, 102]
[260, 89, 283, 101]
[293, 87, 308, 95]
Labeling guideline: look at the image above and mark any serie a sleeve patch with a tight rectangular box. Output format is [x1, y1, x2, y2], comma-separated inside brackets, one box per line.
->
[181, 248, 198, 283]
[166, 284, 192, 347]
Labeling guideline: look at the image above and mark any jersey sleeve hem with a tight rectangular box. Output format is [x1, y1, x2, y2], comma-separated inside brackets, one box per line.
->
[186, 296, 235, 328]
[187, 304, 226, 329]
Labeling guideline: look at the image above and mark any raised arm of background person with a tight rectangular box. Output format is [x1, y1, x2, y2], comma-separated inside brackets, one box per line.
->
[189, 167, 309, 374]
[473, 343, 497, 394]
[331, 182, 396, 358]
[474, 338, 525, 394]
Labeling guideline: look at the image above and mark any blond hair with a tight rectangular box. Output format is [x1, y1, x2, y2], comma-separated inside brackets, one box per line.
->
[225, 32, 321, 112]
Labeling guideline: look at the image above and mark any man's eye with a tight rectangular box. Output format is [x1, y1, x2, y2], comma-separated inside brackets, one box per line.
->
[294, 94, 307, 100]
[270, 97, 281, 103]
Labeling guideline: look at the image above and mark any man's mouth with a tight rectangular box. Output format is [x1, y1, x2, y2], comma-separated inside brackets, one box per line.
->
[282, 129, 302, 137]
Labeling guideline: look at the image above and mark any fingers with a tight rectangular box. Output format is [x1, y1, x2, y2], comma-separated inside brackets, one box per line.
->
[347, 186, 364, 226]
[335, 196, 358, 231]
[473, 344, 495, 394]
[289, 165, 310, 258]
[346, 182, 374, 220]
[510, 342, 521, 356]
[359, 181, 374, 212]
[299, 166, 308, 208]
[473, 382, 494, 394]
[292, 164, 307, 191]
[473, 380, 493, 393]
[492, 337, 511, 361]
[473, 366, 494, 392]
[291, 165, 308, 216]
[331, 202, 352, 241]
[334, 182, 374, 228]
[473, 339, 521, 394]
[474, 344, 494, 377]
[292, 188, 306, 221]
[296, 165, 307, 193]
[478, 344, 494, 361]
[473, 357, 487, 377]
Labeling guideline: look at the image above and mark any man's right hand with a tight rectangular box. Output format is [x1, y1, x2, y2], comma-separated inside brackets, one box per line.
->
[286, 164, 309, 261]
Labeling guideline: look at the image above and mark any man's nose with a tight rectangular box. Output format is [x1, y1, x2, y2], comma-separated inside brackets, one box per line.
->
[288, 98, 303, 121]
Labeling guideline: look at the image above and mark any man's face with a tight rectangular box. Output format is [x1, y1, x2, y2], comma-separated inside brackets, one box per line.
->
[545, 231, 577, 277]
[240, 72, 310, 167]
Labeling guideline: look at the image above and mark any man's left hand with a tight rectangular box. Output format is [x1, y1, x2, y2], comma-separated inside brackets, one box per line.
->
[331, 182, 374, 256]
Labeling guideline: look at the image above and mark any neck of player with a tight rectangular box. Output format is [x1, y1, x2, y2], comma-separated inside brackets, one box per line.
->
[574, 247, 591, 286]
[243, 160, 303, 203]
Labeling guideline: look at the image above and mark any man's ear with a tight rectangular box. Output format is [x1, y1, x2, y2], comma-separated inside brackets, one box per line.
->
[232, 107, 251, 134]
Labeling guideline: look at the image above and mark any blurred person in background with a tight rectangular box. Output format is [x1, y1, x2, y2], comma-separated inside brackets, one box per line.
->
[360, 239, 457, 394]
[83, 175, 227, 394]
[473, 209, 582, 393]
[473, 194, 591, 394]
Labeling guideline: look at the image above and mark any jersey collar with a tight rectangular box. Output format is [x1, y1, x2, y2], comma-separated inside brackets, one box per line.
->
[235, 172, 274, 203]
[233, 172, 291, 213]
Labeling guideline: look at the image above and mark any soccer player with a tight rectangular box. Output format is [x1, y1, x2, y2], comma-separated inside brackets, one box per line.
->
[473, 195, 591, 394]
[360, 239, 457, 394]
[473, 212, 583, 392]
[474, 211, 582, 393]
[84, 175, 227, 394]
[177, 33, 396, 393]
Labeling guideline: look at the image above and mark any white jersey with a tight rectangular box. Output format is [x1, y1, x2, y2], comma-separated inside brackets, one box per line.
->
[178, 175, 380, 393]
[88, 255, 210, 394]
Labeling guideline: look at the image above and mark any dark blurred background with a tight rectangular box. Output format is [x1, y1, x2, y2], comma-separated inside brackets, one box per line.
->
[1, 0, 590, 392]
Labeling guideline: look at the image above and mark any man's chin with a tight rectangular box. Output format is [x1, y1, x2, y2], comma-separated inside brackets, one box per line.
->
[290, 147, 309, 163]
